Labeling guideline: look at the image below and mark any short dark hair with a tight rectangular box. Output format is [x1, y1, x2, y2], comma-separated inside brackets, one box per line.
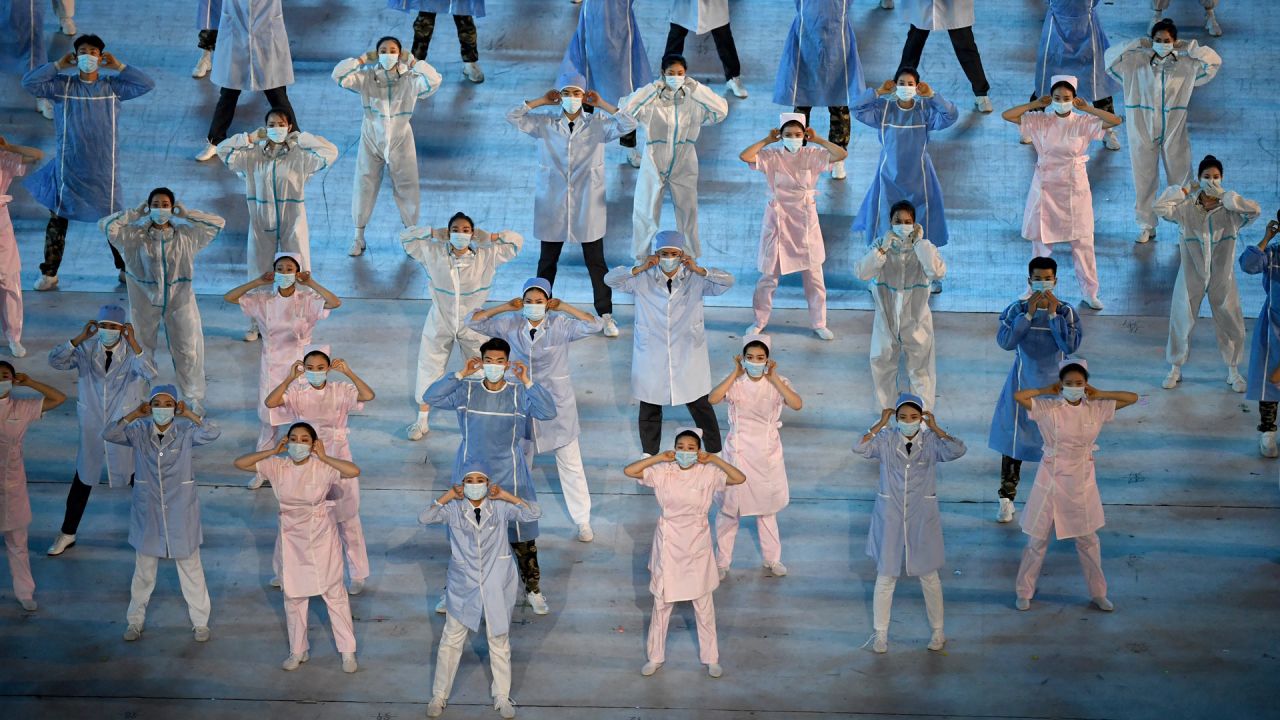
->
[1151, 19, 1178, 40]
[889, 200, 916, 222]
[147, 187, 175, 206]
[480, 338, 511, 359]
[1197, 154, 1223, 178]
[375, 36, 402, 52]
[674, 430, 702, 449]
[448, 211, 475, 230]
[743, 340, 770, 358]
[303, 350, 330, 365]
[0, 361, 14, 377]
[73, 34, 106, 53]
[264, 107, 295, 128]
[1028, 257, 1058, 276]
[894, 66, 920, 84]
[287, 422, 318, 442]
[1058, 363, 1090, 382]
[660, 54, 687, 72]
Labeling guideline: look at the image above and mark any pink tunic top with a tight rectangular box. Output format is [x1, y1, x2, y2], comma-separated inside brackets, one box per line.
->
[720, 374, 791, 517]
[1020, 112, 1105, 245]
[0, 397, 42, 532]
[0, 150, 27, 281]
[259, 455, 343, 598]
[282, 380, 363, 521]
[1020, 397, 1116, 540]
[752, 146, 830, 275]
[640, 462, 727, 602]
[240, 288, 329, 426]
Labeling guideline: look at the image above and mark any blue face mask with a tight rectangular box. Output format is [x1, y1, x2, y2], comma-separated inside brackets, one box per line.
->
[482, 364, 506, 383]
[659, 256, 682, 273]
[1061, 386, 1086, 402]
[149, 208, 172, 225]
[77, 54, 99, 73]
[151, 407, 175, 425]
[274, 272, 296, 290]
[305, 370, 327, 388]
[744, 360, 766, 378]
[98, 328, 121, 346]
[898, 420, 921, 436]
[463, 482, 489, 501]
[664, 75, 685, 91]
[674, 450, 698, 468]
[266, 126, 290, 143]
[781, 137, 803, 153]
[1030, 279, 1055, 293]
[287, 442, 311, 461]
[522, 303, 546, 322]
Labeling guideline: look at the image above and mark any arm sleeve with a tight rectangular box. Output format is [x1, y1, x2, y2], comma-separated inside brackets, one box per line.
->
[47, 340, 80, 371]
[618, 82, 664, 124]
[854, 243, 888, 281]
[522, 383, 558, 421]
[1185, 41, 1222, 86]
[604, 266, 641, 292]
[852, 430, 883, 460]
[418, 500, 451, 526]
[922, 94, 960, 131]
[331, 57, 369, 93]
[217, 133, 259, 173]
[464, 312, 507, 339]
[1239, 245, 1268, 275]
[1094, 398, 1118, 425]
[851, 87, 884, 128]
[422, 374, 465, 408]
[562, 314, 605, 341]
[1104, 37, 1146, 81]
[400, 225, 440, 267]
[180, 208, 226, 251]
[108, 65, 156, 101]
[1153, 185, 1191, 223]
[505, 102, 547, 137]
[996, 304, 1032, 351]
[1220, 192, 1262, 228]
[1028, 397, 1054, 424]
[514, 500, 543, 523]
[637, 465, 662, 488]
[1051, 306, 1084, 355]
[932, 434, 967, 463]
[100, 207, 149, 251]
[129, 350, 159, 383]
[488, 230, 523, 264]
[607, 110, 639, 139]
[102, 418, 135, 446]
[20, 62, 63, 99]
[686, 79, 729, 126]
[294, 133, 338, 175]
[190, 420, 221, 446]
[914, 240, 946, 280]
[699, 268, 735, 297]
[411, 60, 443, 99]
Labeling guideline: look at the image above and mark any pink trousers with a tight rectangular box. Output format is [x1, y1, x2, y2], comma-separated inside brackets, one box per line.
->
[4, 528, 34, 601]
[1015, 530, 1107, 600]
[284, 582, 356, 655]
[0, 274, 22, 343]
[715, 509, 781, 568]
[647, 591, 718, 664]
[752, 266, 827, 329]
[1033, 240, 1099, 299]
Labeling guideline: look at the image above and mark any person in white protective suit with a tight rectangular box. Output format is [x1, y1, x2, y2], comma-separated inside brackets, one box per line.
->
[619, 54, 728, 261]
[46, 304, 155, 557]
[332, 36, 442, 257]
[216, 109, 338, 340]
[401, 213, 523, 440]
[1155, 154, 1259, 393]
[854, 200, 946, 411]
[1152, 0, 1222, 38]
[101, 188, 226, 415]
[1105, 19, 1219, 244]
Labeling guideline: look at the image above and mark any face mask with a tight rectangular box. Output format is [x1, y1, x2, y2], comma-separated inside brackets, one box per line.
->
[77, 54, 99, 73]
[1051, 101, 1073, 115]
[149, 208, 172, 225]
[463, 483, 489, 501]
[0, 381, 11, 397]
[744, 360, 766, 378]
[522, 303, 546, 322]
[98, 328, 121, 346]
[659, 257, 682, 273]
[781, 137, 803, 153]
[305, 370, 327, 388]
[674, 450, 697, 468]
[482, 363, 506, 383]
[1030, 279, 1055, 293]
[892, 223, 914, 239]
[898, 420, 921, 436]
[1152, 42, 1174, 57]
[1200, 178, 1223, 194]
[287, 442, 311, 461]
[895, 85, 917, 102]
[561, 96, 582, 114]
[1061, 386, 1086, 402]
[664, 75, 685, 91]
[274, 272, 296, 290]
[151, 407, 175, 425]
[378, 53, 399, 70]
[448, 232, 472, 250]
[266, 127, 289, 143]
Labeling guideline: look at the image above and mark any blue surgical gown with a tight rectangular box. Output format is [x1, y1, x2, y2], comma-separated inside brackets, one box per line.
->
[1034, 0, 1121, 102]
[772, 0, 866, 108]
[1240, 245, 1280, 403]
[558, 0, 653, 106]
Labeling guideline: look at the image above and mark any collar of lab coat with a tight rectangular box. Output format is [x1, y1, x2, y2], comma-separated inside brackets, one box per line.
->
[895, 429, 926, 459]
[151, 420, 183, 449]
[654, 266, 688, 284]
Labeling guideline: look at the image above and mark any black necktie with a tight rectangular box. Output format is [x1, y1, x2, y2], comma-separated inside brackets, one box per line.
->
[104, 350, 113, 372]
[905, 442, 913, 455]
[568, 120, 575, 133]
[530, 328, 537, 341]
[474, 507, 482, 525]
[666, 278, 673, 293]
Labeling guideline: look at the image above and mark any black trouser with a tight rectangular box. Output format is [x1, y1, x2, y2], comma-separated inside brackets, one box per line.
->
[537, 239, 612, 316]
[197, 28, 218, 51]
[61, 473, 94, 535]
[1260, 401, 1278, 433]
[638, 396, 722, 456]
[207, 86, 297, 146]
[583, 104, 637, 148]
[664, 23, 741, 81]
[510, 540, 540, 594]
[795, 106, 852, 148]
[899, 24, 990, 96]
[41, 214, 125, 276]
[413, 12, 479, 62]
[999, 455, 1023, 501]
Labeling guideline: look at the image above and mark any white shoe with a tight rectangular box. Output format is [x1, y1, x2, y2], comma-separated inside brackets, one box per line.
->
[744, 324, 762, 336]
[281, 651, 309, 671]
[1205, 11, 1222, 37]
[974, 95, 993, 113]
[462, 62, 485, 83]
[36, 98, 53, 120]
[247, 474, 266, 490]
[725, 77, 748, 98]
[601, 314, 619, 338]
[930, 279, 943, 294]
[427, 697, 447, 717]
[707, 663, 723, 678]
[193, 626, 211, 642]
[1085, 295, 1104, 311]
[813, 327, 834, 341]
[123, 624, 143, 641]
[8, 341, 26, 358]
[435, 595, 447, 614]
[59, 17, 76, 35]
[269, 576, 281, 589]
[494, 697, 516, 719]
[1015, 596, 1031, 611]
[348, 579, 366, 596]
[19, 598, 37, 612]
[1161, 366, 1181, 390]
[1260, 431, 1279, 459]
[348, 235, 366, 257]
[47, 533, 76, 556]
[717, 567, 728, 581]
[996, 497, 1015, 523]
[191, 49, 212, 79]
[765, 561, 788, 577]
[1091, 596, 1114, 612]
[872, 631, 888, 653]
[1104, 128, 1121, 151]
[577, 523, 594, 542]
[627, 149, 642, 168]
[640, 661, 662, 676]
[927, 629, 946, 651]
[195, 143, 218, 162]
[34, 274, 58, 291]
[879, 0, 894, 7]
[527, 591, 549, 615]
[1227, 367, 1247, 393]
[830, 160, 847, 180]
[1136, 227, 1154, 244]
[407, 420, 429, 441]
[243, 324, 260, 342]
[341, 652, 358, 673]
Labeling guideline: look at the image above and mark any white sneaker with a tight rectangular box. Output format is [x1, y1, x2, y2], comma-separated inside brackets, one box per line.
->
[725, 77, 748, 98]
[1205, 11, 1222, 37]
[341, 652, 358, 673]
[1136, 227, 1154, 244]
[19, 598, 37, 611]
[435, 595, 447, 614]
[281, 651, 309, 671]
[193, 626, 211, 642]
[1227, 367, 1247, 393]
[627, 149, 642, 168]
[930, 279, 943, 294]
[974, 95, 993, 113]
[462, 62, 485, 83]
[744, 324, 762, 336]
[36, 98, 53, 120]
[1260, 431, 1279, 459]
[813, 327, 835, 341]
[765, 561, 788, 577]
[407, 420, 429, 441]
[830, 160, 847, 180]
[59, 17, 76, 35]
[34, 274, 58, 291]
[1085, 295, 1104, 310]
[348, 579, 366, 596]
[927, 629, 946, 651]
[707, 663, 723, 678]
[717, 567, 728, 581]
[247, 474, 266, 490]
[872, 631, 888, 653]
[191, 49, 212, 79]
[270, 576, 281, 589]
[879, 0, 894, 7]
[1161, 366, 1181, 390]
[1015, 596, 1031, 611]
[8, 341, 26, 358]
[195, 143, 218, 162]
[577, 523, 594, 542]
[243, 324, 260, 342]
[640, 661, 662, 676]
[1091, 596, 1114, 612]
[494, 697, 516, 719]
[47, 533, 76, 556]
[996, 497, 1015, 523]
[123, 624, 143, 641]
[348, 235, 366, 257]
[427, 697, 447, 717]
[527, 591, 549, 615]
[1104, 129, 1121, 151]
[601, 314, 619, 338]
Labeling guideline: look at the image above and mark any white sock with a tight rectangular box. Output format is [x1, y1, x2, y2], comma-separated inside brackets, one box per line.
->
[417, 411, 430, 424]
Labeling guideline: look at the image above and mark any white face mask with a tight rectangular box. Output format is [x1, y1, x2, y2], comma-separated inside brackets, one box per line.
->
[266, 127, 289, 143]
[744, 360, 766, 378]
[664, 75, 685, 91]
[659, 256, 682, 273]
[1200, 177, 1224, 195]
[1051, 101, 1073, 115]
[77, 54, 99, 73]
[898, 420, 921, 436]
[674, 450, 697, 468]
[151, 406, 175, 425]
[895, 84, 917, 102]
[305, 370, 327, 388]
[378, 53, 399, 70]
[448, 232, 472, 250]
[1061, 386, 1086, 402]
[1030, 279, 1055, 293]
[561, 96, 582, 114]
[0, 380, 11, 397]
[892, 223, 914, 239]
[98, 327, 122, 346]
[482, 363, 506, 383]
[1152, 42, 1174, 57]
[287, 442, 311, 461]
[522, 303, 546, 322]
[149, 208, 172, 225]
[463, 483, 489, 501]
[274, 272, 296, 290]
[781, 137, 803, 153]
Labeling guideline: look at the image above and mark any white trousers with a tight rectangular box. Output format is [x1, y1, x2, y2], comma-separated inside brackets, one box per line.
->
[284, 582, 356, 655]
[431, 612, 512, 702]
[1166, 251, 1246, 368]
[648, 591, 718, 664]
[534, 439, 592, 526]
[632, 161, 700, 260]
[752, 266, 827, 330]
[1016, 530, 1107, 600]
[247, 227, 311, 282]
[1127, 135, 1191, 230]
[127, 550, 211, 629]
[351, 134, 419, 230]
[5, 528, 34, 601]
[1033, 240, 1099, 299]
[873, 571, 943, 633]
[52, 0, 73, 19]
[414, 321, 484, 408]
[130, 291, 207, 403]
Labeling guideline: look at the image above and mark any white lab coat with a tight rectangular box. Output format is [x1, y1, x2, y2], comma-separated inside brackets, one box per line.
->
[619, 78, 729, 259]
[332, 57, 442, 229]
[854, 226, 946, 410]
[900, 0, 974, 30]
[48, 338, 156, 487]
[210, 0, 295, 91]
[670, 0, 729, 34]
[604, 264, 734, 406]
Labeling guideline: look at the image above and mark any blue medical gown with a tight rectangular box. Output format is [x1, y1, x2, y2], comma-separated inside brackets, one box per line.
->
[0, 0, 45, 74]
[772, 0, 865, 108]
[1034, 0, 1121, 102]
[559, 0, 653, 106]
[1240, 245, 1280, 403]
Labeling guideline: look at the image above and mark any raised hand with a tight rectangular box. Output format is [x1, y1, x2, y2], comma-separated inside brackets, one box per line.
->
[100, 52, 122, 70]
[78, 320, 99, 341]
[255, 127, 269, 141]
[803, 127, 818, 141]
[290, 360, 305, 378]
[1072, 96, 1089, 109]
[275, 437, 291, 455]
[543, 89, 562, 104]
[312, 438, 327, 458]
[510, 361, 530, 385]
[331, 358, 350, 375]
[1084, 384, 1099, 399]
[696, 450, 713, 464]
[508, 297, 525, 310]
[12, 373, 30, 386]
[765, 359, 778, 376]
[878, 79, 896, 95]
[296, 271, 312, 286]
[364, 50, 379, 63]
[545, 298, 561, 311]
[916, 82, 933, 98]
[766, 128, 782, 142]
[462, 356, 485, 377]
[122, 323, 136, 342]
[488, 483, 503, 499]
[1035, 95, 1053, 108]
[58, 52, 76, 69]
[733, 355, 744, 373]
[584, 90, 601, 106]
[658, 450, 677, 462]
[259, 270, 275, 283]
